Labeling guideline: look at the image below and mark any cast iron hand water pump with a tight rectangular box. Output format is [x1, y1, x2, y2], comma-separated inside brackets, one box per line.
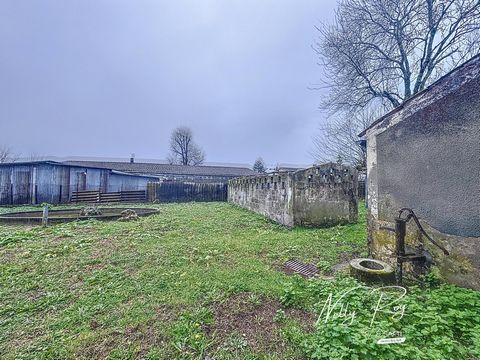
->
[384, 208, 450, 284]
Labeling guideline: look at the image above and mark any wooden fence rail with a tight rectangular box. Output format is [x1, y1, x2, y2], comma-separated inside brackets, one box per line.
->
[71, 190, 146, 203]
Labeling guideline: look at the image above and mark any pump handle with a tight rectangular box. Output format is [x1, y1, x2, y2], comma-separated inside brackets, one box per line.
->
[397, 208, 449, 256]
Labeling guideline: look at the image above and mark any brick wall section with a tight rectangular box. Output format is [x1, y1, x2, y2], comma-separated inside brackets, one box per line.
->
[228, 163, 358, 227]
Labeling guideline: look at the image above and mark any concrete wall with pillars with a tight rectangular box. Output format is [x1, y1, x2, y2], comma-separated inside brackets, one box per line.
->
[228, 163, 358, 227]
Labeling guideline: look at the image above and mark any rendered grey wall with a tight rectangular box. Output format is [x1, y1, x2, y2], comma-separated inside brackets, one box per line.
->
[366, 59, 480, 290]
[376, 75, 480, 237]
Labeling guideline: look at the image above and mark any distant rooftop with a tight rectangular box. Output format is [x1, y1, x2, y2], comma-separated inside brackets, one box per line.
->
[61, 160, 256, 177]
[3, 156, 308, 178]
[15, 155, 252, 168]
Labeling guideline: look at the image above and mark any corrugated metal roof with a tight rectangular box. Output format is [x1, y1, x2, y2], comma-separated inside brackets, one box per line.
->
[0, 160, 59, 167]
[61, 160, 256, 177]
[0, 161, 159, 179]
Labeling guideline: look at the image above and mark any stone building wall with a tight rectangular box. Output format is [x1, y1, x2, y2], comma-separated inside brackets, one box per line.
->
[228, 163, 358, 227]
[363, 55, 480, 290]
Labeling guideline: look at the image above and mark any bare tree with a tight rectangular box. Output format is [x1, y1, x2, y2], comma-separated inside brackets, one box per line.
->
[253, 157, 267, 173]
[0, 147, 18, 163]
[312, 108, 381, 168]
[315, 0, 480, 114]
[167, 126, 205, 166]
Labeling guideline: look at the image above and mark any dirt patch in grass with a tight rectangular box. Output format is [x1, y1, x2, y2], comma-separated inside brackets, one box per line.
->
[91, 238, 119, 259]
[6, 327, 47, 355]
[207, 292, 315, 356]
[0, 248, 17, 263]
[276, 263, 304, 277]
[286, 307, 317, 332]
[67, 277, 85, 293]
[26, 287, 45, 302]
[77, 303, 178, 359]
[337, 250, 362, 264]
[84, 262, 107, 272]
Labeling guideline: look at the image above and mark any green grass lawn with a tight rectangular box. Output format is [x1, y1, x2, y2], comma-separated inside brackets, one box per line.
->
[1, 202, 479, 359]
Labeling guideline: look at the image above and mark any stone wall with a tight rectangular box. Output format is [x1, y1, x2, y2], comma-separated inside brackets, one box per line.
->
[228, 171, 295, 226]
[228, 163, 358, 227]
[364, 56, 480, 290]
[291, 165, 358, 226]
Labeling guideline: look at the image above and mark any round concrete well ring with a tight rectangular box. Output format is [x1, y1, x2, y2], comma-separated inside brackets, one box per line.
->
[350, 258, 395, 284]
[0, 207, 159, 225]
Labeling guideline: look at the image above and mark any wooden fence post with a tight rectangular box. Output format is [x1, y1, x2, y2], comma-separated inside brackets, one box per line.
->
[42, 205, 49, 227]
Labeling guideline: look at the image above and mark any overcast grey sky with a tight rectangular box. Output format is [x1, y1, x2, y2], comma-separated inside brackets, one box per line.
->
[0, 0, 336, 166]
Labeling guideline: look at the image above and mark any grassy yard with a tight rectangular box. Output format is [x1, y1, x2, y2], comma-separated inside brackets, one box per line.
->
[1, 203, 479, 359]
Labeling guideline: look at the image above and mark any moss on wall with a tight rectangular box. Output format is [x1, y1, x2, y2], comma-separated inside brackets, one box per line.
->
[368, 213, 480, 290]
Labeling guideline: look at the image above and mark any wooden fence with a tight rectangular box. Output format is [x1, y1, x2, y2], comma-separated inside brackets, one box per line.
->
[147, 182, 227, 203]
[358, 179, 366, 199]
[71, 190, 146, 203]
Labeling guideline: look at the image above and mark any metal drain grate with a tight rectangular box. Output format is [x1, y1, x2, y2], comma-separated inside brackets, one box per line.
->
[284, 259, 319, 278]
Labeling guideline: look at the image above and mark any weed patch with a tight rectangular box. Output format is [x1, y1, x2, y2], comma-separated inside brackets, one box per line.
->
[1, 202, 477, 359]
[281, 275, 480, 359]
